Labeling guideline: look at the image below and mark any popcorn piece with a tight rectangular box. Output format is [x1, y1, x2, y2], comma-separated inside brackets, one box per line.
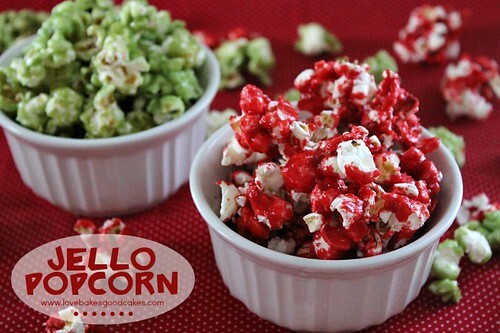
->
[206, 108, 238, 137]
[428, 279, 462, 303]
[255, 162, 284, 195]
[303, 212, 324, 233]
[98, 217, 126, 234]
[393, 5, 463, 64]
[363, 50, 398, 83]
[214, 30, 275, 90]
[441, 55, 499, 120]
[431, 239, 464, 280]
[454, 225, 492, 264]
[73, 219, 97, 235]
[428, 126, 465, 167]
[218, 181, 240, 221]
[336, 139, 380, 182]
[295, 23, 342, 56]
[456, 193, 498, 225]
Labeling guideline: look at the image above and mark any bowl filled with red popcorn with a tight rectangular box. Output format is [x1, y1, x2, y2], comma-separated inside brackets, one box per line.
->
[190, 60, 463, 332]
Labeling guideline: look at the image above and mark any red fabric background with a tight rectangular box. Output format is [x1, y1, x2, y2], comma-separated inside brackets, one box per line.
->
[0, 1, 499, 332]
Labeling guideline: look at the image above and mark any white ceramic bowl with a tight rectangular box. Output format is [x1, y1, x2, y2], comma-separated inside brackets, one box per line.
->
[190, 125, 462, 332]
[0, 37, 220, 217]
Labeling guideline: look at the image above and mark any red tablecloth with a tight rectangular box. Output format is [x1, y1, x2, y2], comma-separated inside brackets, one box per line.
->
[1, 1, 499, 332]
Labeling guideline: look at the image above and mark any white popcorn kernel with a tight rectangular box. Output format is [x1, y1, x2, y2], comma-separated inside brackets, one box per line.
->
[267, 237, 296, 254]
[375, 152, 400, 182]
[290, 121, 311, 143]
[445, 58, 471, 79]
[255, 162, 284, 195]
[352, 71, 377, 105]
[232, 170, 252, 186]
[336, 139, 377, 179]
[394, 183, 419, 197]
[427, 22, 448, 51]
[221, 136, 267, 166]
[257, 215, 271, 228]
[219, 182, 240, 221]
[303, 213, 325, 233]
[235, 195, 247, 207]
[330, 194, 362, 228]
[294, 68, 315, 87]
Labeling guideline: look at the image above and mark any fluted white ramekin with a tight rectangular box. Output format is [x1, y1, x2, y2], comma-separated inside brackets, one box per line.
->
[0, 38, 220, 217]
[190, 125, 463, 332]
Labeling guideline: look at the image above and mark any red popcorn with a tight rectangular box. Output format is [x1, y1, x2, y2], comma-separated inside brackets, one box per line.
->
[393, 5, 464, 64]
[218, 59, 442, 259]
[441, 55, 499, 120]
[73, 217, 132, 236]
[73, 219, 96, 235]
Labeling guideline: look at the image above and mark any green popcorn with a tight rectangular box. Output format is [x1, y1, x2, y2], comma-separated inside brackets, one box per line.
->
[364, 50, 398, 83]
[465, 221, 491, 238]
[45, 62, 82, 91]
[283, 88, 300, 102]
[216, 38, 248, 89]
[168, 70, 203, 103]
[80, 85, 125, 138]
[428, 126, 465, 167]
[92, 35, 150, 95]
[119, 110, 155, 135]
[141, 73, 173, 96]
[454, 226, 492, 264]
[431, 239, 464, 280]
[16, 93, 49, 133]
[246, 37, 275, 86]
[74, 25, 105, 61]
[163, 28, 205, 69]
[428, 279, 461, 303]
[0, 68, 24, 114]
[295, 22, 342, 56]
[483, 210, 500, 232]
[39, 2, 89, 42]
[120, 0, 171, 42]
[147, 95, 185, 125]
[46, 88, 84, 127]
[0, 10, 47, 54]
[43, 32, 76, 68]
[10, 57, 47, 88]
[487, 229, 500, 250]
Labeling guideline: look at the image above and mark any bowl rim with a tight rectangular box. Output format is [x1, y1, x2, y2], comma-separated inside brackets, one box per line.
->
[0, 36, 220, 150]
[190, 125, 463, 274]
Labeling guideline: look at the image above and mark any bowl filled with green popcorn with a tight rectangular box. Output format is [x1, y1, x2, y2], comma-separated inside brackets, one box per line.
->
[0, 0, 219, 216]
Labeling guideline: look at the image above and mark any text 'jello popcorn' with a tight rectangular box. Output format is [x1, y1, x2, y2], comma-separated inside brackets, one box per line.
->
[217, 59, 442, 260]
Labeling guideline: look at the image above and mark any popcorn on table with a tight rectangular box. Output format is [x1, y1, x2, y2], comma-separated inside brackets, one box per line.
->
[441, 55, 499, 120]
[218, 59, 443, 260]
[295, 22, 342, 56]
[393, 5, 463, 64]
